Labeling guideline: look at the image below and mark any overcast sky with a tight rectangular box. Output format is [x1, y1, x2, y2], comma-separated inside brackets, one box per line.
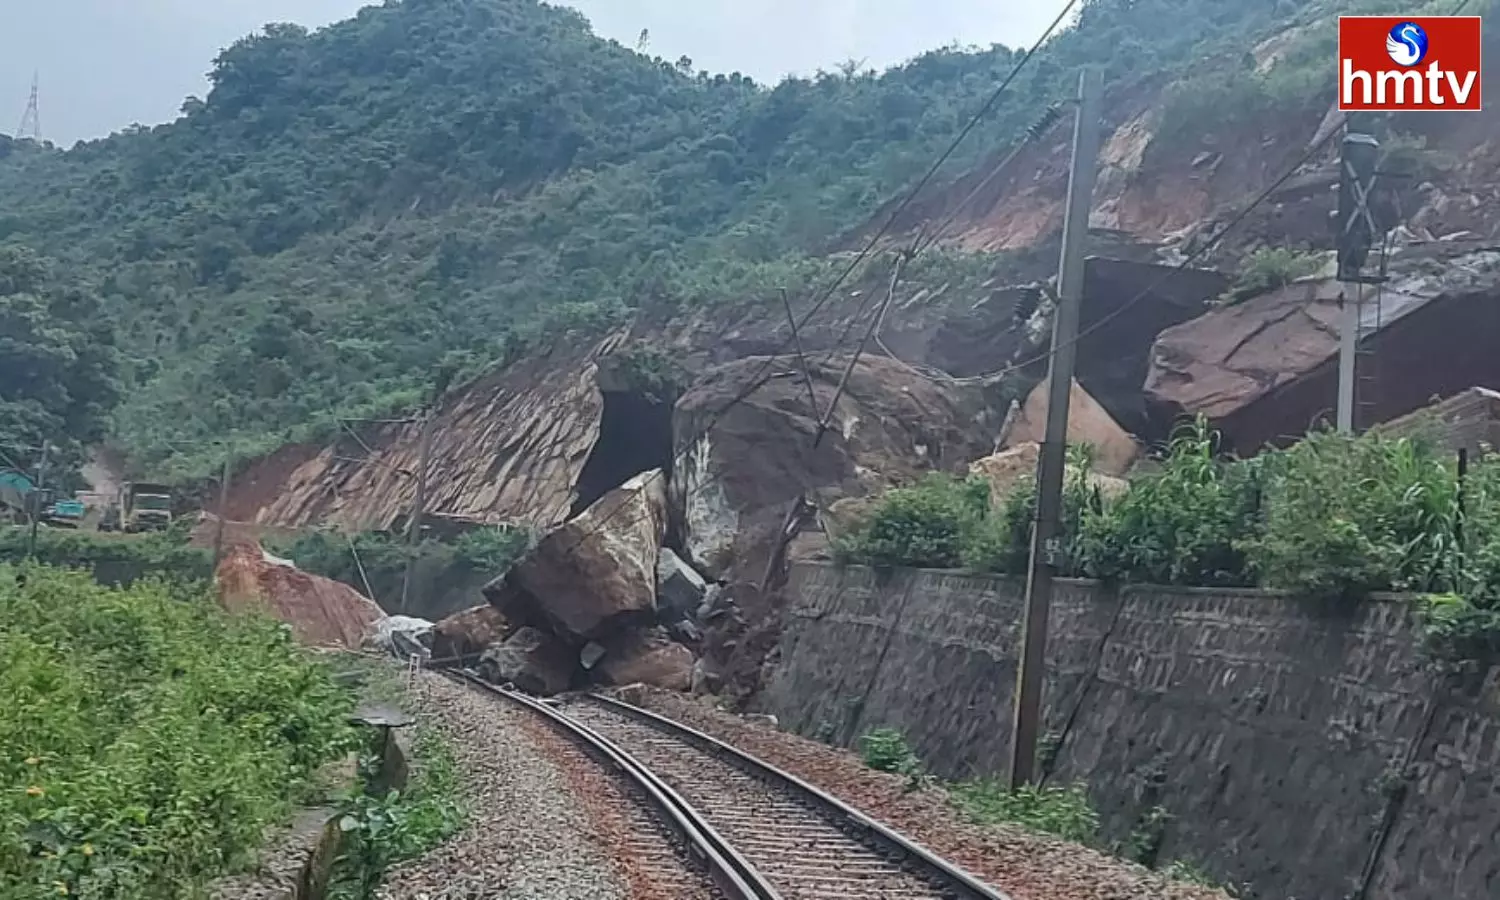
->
[4, 1, 1070, 147]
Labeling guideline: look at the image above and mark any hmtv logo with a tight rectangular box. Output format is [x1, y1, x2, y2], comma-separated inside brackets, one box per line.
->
[1339, 16, 1483, 111]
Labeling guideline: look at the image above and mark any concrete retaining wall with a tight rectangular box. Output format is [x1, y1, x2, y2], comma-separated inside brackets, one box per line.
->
[761, 563, 1500, 900]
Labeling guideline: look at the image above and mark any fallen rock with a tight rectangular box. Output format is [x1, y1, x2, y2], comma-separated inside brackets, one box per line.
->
[595, 628, 695, 692]
[671, 355, 1000, 584]
[488, 470, 668, 641]
[580, 641, 607, 671]
[216, 545, 384, 649]
[477, 627, 576, 696]
[968, 442, 1129, 509]
[997, 378, 1140, 476]
[431, 605, 511, 666]
[656, 548, 708, 619]
[367, 616, 434, 660]
[690, 657, 724, 696]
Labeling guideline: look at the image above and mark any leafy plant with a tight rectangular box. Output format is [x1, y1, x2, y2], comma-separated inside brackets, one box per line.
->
[1079, 418, 1261, 586]
[1219, 247, 1325, 305]
[836, 474, 989, 569]
[0, 564, 357, 897]
[1241, 431, 1459, 597]
[949, 780, 1100, 844]
[858, 727, 923, 777]
[327, 728, 464, 900]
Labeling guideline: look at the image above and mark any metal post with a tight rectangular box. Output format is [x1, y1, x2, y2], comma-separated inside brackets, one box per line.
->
[26, 442, 49, 558]
[1337, 284, 1361, 433]
[400, 407, 435, 613]
[1009, 68, 1102, 789]
[212, 453, 232, 572]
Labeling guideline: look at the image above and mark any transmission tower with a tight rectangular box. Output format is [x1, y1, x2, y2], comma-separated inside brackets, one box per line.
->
[16, 71, 40, 140]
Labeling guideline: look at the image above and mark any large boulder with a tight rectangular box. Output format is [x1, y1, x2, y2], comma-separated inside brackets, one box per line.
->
[486, 470, 668, 642]
[671, 354, 1001, 583]
[997, 378, 1140, 476]
[477, 627, 576, 696]
[595, 627, 694, 692]
[431, 605, 511, 666]
[216, 544, 384, 649]
[968, 442, 1129, 509]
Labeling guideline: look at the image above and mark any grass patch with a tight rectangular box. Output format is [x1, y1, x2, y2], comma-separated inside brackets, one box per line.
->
[0, 563, 357, 897]
[949, 780, 1101, 844]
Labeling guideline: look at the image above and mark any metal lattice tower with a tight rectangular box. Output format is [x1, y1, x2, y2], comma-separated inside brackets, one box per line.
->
[16, 71, 39, 140]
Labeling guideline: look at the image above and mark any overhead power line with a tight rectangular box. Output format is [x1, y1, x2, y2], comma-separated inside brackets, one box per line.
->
[543, 0, 1086, 556]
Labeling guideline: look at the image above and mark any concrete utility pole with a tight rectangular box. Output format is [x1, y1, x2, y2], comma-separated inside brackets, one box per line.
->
[400, 407, 436, 614]
[1009, 68, 1103, 790]
[212, 453, 233, 572]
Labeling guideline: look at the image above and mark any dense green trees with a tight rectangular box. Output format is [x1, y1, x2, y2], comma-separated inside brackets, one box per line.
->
[0, 247, 120, 484]
[0, 0, 1395, 476]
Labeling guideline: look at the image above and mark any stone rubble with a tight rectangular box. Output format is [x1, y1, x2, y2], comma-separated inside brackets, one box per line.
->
[617, 686, 1233, 900]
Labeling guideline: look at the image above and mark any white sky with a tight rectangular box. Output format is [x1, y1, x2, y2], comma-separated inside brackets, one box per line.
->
[4, 1, 1070, 147]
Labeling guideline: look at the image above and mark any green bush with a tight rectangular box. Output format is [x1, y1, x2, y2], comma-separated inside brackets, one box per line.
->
[1220, 247, 1325, 305]
[858, 727, 922, 776]
[1241, 432, 1458, 597]
[1080, 419, 1263, 586]
[835, 474, 989, 569]
[0, 564, 357, 897]
[0, 525, 213, 584]
[950, 780, 1100, 844]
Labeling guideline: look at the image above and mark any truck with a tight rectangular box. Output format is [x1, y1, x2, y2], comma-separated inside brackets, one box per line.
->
[110, 482, 174, 533]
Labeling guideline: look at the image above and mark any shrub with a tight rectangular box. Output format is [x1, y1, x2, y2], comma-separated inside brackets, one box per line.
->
[949, 780, 1100, 844]
[1220, 247, 1324, 305]
[837, 474, 989, 568]
[1079, 418, 1262, 586]
[858, 727, 922, 776]
[0, 524, 213, 584]
[1241, 431, 1458, 597]
[0, 564, 357, 897]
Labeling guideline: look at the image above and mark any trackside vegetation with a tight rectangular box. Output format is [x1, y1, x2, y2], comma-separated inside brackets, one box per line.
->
[0, 564, 358, 898]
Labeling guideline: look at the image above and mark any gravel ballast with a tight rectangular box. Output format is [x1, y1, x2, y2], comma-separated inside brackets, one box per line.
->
[616, 687, 1233, 900]
[376, 674, 628, 900]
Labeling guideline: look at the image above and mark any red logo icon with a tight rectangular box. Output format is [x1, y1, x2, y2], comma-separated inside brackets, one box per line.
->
[1338, 16, 1483, 111]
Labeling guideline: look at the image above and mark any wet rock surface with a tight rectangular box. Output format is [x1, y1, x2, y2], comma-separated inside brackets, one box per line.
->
[376, 675, 627, 900]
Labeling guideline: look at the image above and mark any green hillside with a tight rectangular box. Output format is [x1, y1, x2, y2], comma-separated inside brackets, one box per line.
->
[0, 0, 1395, 478]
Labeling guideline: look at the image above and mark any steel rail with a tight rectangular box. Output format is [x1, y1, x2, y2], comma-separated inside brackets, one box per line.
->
[580, 692, 1013, 900]
[443, 670, 781, 899]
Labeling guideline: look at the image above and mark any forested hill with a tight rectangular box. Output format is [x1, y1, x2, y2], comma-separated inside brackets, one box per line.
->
[0, 0, 1402, 478]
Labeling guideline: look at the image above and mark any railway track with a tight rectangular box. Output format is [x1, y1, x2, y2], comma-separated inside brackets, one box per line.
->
[447, 670, 1010, 900]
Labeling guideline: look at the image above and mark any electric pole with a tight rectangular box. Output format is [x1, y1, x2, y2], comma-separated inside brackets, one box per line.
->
[1009, 68, 1102, 789]
[1334, 122, 1381, 434]
[399, 407, 435, 613]
[26, 442, 49, 558]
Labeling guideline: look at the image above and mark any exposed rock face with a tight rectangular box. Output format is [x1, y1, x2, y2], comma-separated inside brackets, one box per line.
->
[998, 378, 1140, 475]
[595, 628, 694, 692]
[223, 333, 630, 532]
[656, 548, 708, 620]
[216, 544, 384, 649]
[477, 626, 576, 695]
[671, 354, 1000, 583]
[431, 605, 511, 665]
[487, 470, 668, 642]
